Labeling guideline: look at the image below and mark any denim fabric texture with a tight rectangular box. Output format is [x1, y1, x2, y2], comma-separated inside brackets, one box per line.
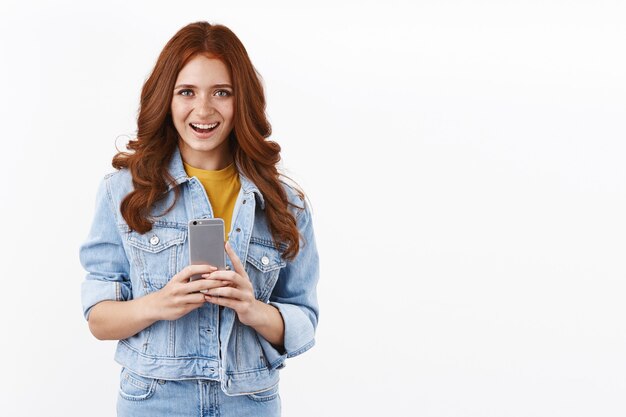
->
[117, 367, 280, 416]
[80, 147, 319, 397]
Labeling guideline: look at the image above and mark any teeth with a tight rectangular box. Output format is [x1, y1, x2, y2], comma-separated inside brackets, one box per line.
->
[191, 122, 218, 129]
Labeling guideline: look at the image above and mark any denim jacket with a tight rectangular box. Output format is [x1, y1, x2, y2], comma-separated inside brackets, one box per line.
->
[79, 148, 319, 395]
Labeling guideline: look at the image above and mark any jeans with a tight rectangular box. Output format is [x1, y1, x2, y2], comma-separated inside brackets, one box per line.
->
[117, 367, 281, 416]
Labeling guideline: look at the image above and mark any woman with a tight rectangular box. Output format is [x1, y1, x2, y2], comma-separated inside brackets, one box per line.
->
[80, 21, 319, 416]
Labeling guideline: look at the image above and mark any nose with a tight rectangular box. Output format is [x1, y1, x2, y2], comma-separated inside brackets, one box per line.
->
[196, 95, 215, 117]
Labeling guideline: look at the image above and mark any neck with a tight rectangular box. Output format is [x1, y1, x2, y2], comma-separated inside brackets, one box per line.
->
[178, 143, 233, 171]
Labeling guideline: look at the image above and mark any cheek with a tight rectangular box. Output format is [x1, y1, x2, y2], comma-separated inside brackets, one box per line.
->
[221, 102, 235, 124]
[170, 103, 188, 126]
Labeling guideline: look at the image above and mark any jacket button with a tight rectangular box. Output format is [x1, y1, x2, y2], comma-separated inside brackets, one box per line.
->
[261, 256, 270, 265]
[149, 235, 159, 245]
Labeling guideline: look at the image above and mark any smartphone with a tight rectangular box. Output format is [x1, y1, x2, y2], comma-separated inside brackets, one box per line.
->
[188, 218, 226, 281]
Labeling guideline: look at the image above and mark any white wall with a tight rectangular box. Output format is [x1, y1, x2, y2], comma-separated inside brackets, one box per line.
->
[1, 1, 625, 416]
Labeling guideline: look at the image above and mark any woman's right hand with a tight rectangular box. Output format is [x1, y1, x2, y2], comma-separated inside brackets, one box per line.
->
[88, 264, 230, 341]
[146, 264, 228, 321]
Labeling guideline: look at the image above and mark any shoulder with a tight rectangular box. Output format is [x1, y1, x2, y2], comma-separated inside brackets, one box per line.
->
[103, 168, 132, 187]
[93, 169, 134, 220]
[101, 168, 134, 201]
[279, 179, 304, 206]
[279, 179, 311, 224]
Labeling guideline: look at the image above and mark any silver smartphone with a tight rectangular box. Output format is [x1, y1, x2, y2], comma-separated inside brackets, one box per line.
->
[188, 218, 226, 281]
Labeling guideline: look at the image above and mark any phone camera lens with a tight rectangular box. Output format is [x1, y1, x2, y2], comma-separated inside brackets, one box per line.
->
[193, 221, 198, 225]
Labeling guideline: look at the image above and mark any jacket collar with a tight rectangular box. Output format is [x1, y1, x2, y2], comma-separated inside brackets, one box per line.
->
[166, 146, 265, 209]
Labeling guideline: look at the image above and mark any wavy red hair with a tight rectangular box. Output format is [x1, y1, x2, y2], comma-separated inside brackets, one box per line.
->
[113, 22, 303, 259]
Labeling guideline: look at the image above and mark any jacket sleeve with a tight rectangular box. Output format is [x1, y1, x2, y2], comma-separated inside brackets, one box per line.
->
[258, 202, 320, 369]
[79, 176, 132, 320]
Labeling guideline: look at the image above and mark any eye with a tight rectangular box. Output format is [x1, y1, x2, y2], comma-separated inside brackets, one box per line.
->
[214, 89, 232, 97]
[177, 89, 194, 97]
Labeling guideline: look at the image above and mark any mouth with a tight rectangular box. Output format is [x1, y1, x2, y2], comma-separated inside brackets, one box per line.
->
[190, 122, 220, 133]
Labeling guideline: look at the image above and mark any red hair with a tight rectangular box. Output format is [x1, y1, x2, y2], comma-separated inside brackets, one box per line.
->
[113, 22, 303, 259]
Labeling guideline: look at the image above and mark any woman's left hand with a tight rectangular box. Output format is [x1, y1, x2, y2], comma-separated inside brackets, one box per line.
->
[202, 241, 260, 327]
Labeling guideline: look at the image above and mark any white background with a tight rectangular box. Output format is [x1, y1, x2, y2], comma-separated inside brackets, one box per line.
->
[1, 1, 625, 416]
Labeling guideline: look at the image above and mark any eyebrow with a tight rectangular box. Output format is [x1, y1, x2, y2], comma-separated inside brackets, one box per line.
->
[174, 83, 233, 90]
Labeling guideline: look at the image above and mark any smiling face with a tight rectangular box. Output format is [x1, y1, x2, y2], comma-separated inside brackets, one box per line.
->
[171, 54, 235, 170]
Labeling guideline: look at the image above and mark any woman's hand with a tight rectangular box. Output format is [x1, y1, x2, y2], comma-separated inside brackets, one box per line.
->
[201, 242, 260, 326]
[202, 241, 285, 347]
[147, 264, 226, 321]
[88, 264, 225, 340]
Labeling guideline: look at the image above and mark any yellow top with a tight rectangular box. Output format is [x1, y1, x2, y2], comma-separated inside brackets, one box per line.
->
[183, 162, 241, 239]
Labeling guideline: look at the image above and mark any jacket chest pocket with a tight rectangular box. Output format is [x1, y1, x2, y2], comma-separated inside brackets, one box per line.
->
[245, 238, 286, 301]
[126, 224, 187, 292]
